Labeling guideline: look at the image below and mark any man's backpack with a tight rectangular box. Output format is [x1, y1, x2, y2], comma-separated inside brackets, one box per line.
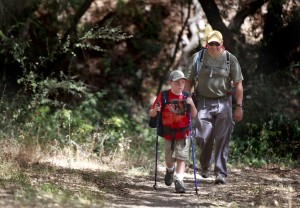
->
[149, 90, 190, 137]
[194, 48, 230, 88]
[193, 48, 236, 104]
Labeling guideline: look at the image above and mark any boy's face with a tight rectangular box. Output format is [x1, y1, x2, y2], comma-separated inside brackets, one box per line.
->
[170, 79, 185, 94]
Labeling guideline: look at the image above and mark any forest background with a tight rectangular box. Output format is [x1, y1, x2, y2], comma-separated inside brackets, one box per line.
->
[0, 0, 299, 207]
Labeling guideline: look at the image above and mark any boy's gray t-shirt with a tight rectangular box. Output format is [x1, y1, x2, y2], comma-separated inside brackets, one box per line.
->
[185, 49, 243, 98]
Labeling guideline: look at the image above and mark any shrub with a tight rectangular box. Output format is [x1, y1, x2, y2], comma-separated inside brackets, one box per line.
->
[231, 71, 299, 166]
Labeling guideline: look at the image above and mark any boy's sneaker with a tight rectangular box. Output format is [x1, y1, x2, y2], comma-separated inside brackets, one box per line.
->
[164, 168, 174, 186]
[214, 175, 226, 185]
[201, 170, 210, 178]
[175, 180, 186, 193]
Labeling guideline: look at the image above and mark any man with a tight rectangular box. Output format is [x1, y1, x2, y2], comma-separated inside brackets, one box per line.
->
[184, 30, 244, 184]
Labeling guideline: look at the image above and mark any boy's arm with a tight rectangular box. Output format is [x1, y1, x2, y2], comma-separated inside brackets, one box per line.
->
[186, 97, 197, 118]
[184, 52, 198, 93]
[149, 103, 160, 117]
[149, 93, 162, 117]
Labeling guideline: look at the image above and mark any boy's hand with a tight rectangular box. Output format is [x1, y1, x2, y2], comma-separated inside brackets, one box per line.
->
[156, 102, 161, 112]
[185, 97, 192, 113]
[186, 97, 195, 107]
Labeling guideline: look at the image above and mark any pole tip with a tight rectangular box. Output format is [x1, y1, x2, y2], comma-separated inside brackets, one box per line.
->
[153, 184, 157, 191]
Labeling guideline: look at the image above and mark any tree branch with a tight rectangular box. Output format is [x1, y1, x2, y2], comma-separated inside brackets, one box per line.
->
[62, 0, 94, 42]
[197, 0, 236, 51]
[156, 0, 192, 95]
[229, 0, 268, 32]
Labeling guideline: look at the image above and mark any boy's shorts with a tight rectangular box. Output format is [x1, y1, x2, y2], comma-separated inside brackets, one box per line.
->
[164, 138, 190, 163]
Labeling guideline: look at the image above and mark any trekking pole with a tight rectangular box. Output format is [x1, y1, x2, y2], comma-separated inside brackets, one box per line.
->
[153, 103, 160, 191]
[188, 105, 199, 194]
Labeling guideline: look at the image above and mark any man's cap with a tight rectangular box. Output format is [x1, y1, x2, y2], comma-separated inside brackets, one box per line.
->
[207, 30, 223, 44]
[169, 70, 187, 81]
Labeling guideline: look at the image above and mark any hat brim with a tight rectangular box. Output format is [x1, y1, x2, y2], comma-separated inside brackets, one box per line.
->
[208, 37, 222, 44]
[171, 77, 187, 82]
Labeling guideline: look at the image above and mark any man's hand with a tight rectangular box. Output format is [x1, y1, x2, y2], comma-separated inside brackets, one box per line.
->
[233, 107, 243, 122]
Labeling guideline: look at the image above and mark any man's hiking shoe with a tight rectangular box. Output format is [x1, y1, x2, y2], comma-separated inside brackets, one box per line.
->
[201, 170, 210, 178]
[214, 175, 226, 185]
[164, 168, 174, 186]
[175, 180, 186, 193]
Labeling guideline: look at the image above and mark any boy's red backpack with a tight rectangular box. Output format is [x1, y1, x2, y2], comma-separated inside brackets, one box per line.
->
[149, 90, 190, 137]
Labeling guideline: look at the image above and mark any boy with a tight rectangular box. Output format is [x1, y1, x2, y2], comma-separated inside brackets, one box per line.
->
[149, 70, 197, 193]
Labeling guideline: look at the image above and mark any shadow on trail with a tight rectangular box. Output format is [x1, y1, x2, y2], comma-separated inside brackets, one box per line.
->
[28, 162, 300, 208]
[29, 162, 211, 207]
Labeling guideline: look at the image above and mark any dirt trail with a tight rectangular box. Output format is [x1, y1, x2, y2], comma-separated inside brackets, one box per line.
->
[1, 157, 299, 208]
[103, 165, 300, 208]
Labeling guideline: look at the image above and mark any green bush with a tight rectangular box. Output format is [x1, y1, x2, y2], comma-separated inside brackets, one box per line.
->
[230, 115, 299, 167]
[230, 71, 299, 167]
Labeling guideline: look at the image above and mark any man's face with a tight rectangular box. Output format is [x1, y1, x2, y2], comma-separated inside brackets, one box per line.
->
[207, 41, 222, 53]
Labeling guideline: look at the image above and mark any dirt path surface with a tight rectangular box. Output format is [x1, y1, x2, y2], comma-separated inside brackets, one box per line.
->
[1, 158, 299, 208]
[101, 165, 300, 208]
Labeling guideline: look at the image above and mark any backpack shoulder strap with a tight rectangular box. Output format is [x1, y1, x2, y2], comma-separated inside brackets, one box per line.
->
[195, 48, 206, 78]
[225, 50, 230, 71]
[161, 90, 169, 111]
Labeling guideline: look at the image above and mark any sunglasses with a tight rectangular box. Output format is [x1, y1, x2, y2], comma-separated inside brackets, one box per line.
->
[208, 42, 221, 46]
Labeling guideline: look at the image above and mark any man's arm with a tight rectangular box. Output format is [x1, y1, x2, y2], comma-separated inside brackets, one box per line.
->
[184, 52, 198, 93]
[184, 80, 192, 93]
[233, 81, 243, 122]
